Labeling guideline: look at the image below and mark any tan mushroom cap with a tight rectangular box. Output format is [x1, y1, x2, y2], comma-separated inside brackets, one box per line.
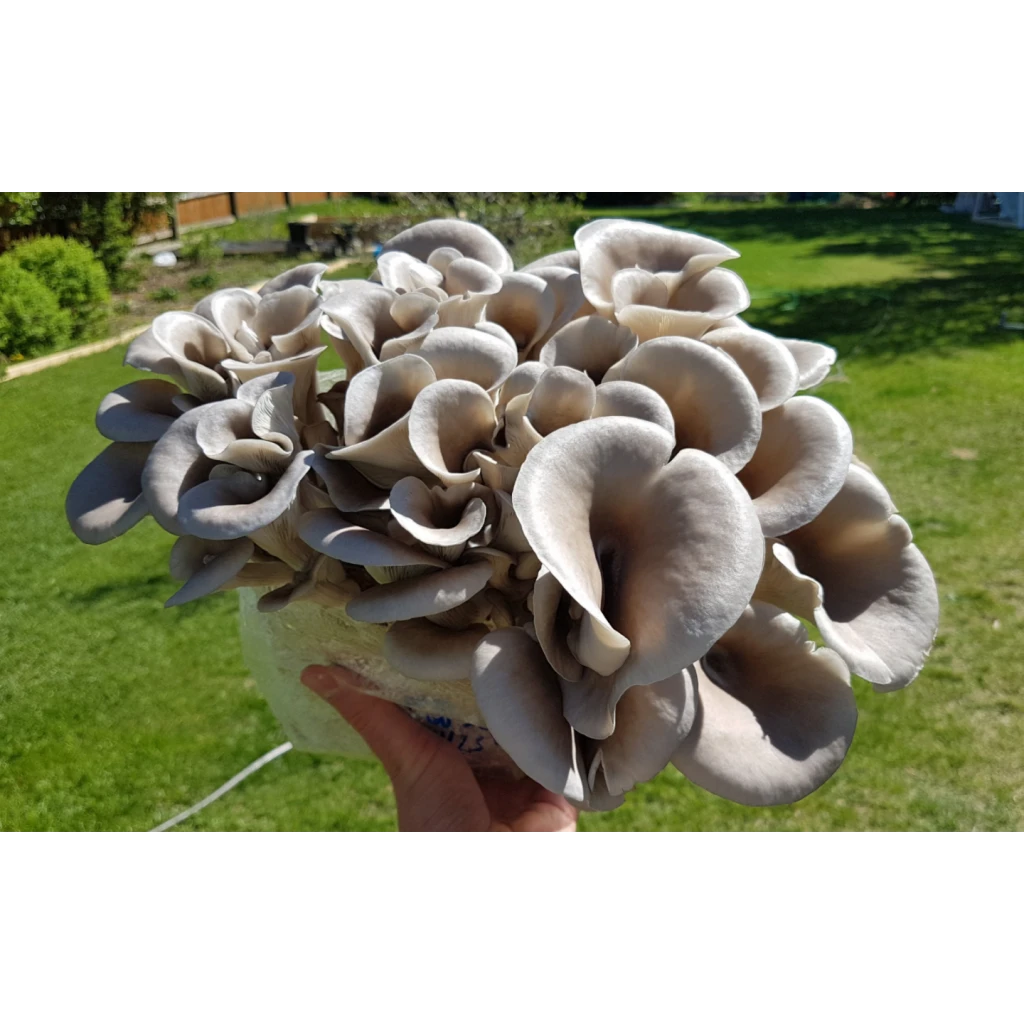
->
[311, 447, 389, 513]
[592, 381, 676, 437]
[377, 250, 444, 294]
[525, 366, 596, 437]
[472, 626, 697, 809]
[780, 337, 837, 389]
[495, 362, 546, 418]
[587, 669, 697, 806]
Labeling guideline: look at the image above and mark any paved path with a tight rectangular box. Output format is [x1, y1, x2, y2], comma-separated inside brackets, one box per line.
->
[2, 256, 360, 382]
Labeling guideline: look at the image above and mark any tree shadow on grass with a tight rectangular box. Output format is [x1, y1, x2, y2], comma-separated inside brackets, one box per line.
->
[754, 271, 1024, 360]
[628, 205, 1024, 360]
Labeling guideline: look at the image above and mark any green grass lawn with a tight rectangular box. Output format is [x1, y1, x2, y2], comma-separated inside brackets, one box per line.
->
[2, 205, 1022, 830]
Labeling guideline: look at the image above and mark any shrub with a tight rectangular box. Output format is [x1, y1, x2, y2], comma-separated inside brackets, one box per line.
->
[23, 193, 174, 288]
[7, 236, 110, 341]
[361, 192, 582, 208]
[0, 260, 72, 360]
[0, 193, 40, 227]
[148, 286, 179, 302]
[179, 233, 221, 267]
[376, 193, 585, 266]
[188, 271, 218, 290]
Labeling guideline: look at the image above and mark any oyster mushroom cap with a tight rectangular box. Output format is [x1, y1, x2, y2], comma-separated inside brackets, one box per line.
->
[178, 450, 315, 540]
[672, 601, 857, 806]
[495, 362, 546, 418]
[258, 262, 328, 296]
[66, 442, 152, 544]
[781, 464, 940, 691]
[380, 219, 514, 274]
[124, 311, 231, 402]
[514, 416, 765, 696]
[604, 335, 762, 472]
[342, 353, 436, 446]
[525, 366, 597, 437]
[471, 627, 587, 803]
[377, 250, 444, 294]
[345, 559, 494, 623]
[518, 249, 580, 274]
[408, 379, 497, 486]
[575, 219, 739, 318]
[165, 536, 255, 607]
[96, 379, 183, 442]
[737, 396, 854, 537]
[702, 327, 801, 411]
[538, 315, 638, 383]
[389, 476, 490, 548]
[311, 446, 390, 512]
[298, 507, 447, 569]
[780, 337, 837, 389]
[383, 619, 489, 681]
[591, 381, 676, 437]
[485, 272, 557, 354]
[416, 326, 518, 392]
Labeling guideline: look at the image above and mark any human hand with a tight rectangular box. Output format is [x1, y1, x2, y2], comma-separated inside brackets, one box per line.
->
[300, 665, 578, 832]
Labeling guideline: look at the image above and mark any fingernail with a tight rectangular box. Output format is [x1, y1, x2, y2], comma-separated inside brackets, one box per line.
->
[300, 665, 345, 696]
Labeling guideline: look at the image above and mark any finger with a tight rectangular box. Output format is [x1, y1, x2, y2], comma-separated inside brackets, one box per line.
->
[300, 664, 440, 782]
[479, 777, 579, 832]
[300, 665, 489, 830]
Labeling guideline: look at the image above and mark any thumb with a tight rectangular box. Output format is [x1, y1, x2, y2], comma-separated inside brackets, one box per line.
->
[300, 665, 489, 831]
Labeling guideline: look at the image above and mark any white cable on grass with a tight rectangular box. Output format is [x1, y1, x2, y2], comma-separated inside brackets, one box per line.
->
[150, 742, 293, 832]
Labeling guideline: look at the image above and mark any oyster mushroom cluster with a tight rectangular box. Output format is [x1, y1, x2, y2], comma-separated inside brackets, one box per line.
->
[66, 218, 939, 811]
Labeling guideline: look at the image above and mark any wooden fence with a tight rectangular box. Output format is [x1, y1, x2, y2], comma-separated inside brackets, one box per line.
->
[0, 194, 351, 254]
[148, 193, 347, 240]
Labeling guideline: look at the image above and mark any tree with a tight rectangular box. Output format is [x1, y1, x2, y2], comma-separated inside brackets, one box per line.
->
[32, 192, 172, 282]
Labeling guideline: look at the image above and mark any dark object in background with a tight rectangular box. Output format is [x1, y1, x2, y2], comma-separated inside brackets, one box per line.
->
[853, 193, 957, 207]
[583, 193, 675, 207]
[287, 219, 357, 256]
